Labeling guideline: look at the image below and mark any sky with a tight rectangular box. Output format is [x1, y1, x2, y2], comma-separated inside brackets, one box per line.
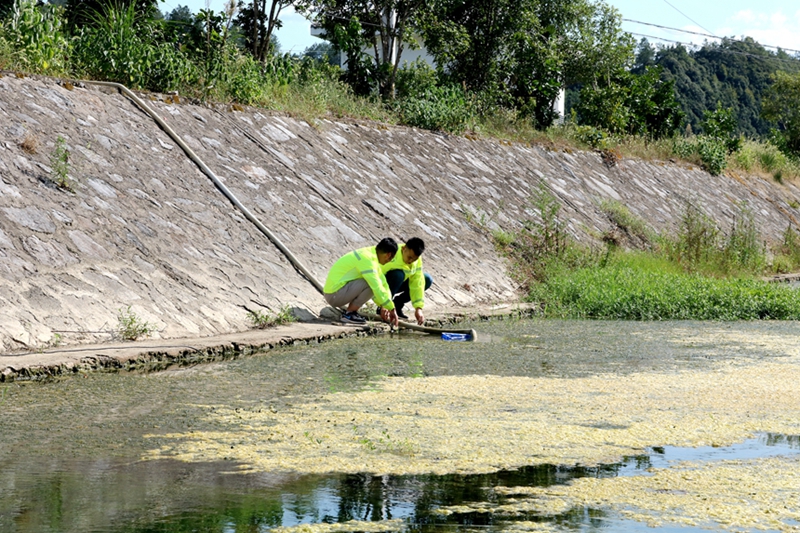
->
[159, 0, 800, 57]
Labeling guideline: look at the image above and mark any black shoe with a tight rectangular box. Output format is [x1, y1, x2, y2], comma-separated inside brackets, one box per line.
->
[341, 311, 367, 324]
[396, 307, 408, 319]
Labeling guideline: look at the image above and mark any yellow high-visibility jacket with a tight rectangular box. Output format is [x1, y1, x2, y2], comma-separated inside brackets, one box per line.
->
[323, 246, 395, 309]
[381, 243, 425, 309]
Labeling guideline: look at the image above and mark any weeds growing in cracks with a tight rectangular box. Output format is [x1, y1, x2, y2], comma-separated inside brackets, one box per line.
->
[246, 305, 296, 329]
[117, 306, 154, 340]
[49, 135, 73, 191]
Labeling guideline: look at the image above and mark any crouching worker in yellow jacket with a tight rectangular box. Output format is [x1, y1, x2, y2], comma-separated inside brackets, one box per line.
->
[323, 238, 400, 326]
[381, 237, 431, 325]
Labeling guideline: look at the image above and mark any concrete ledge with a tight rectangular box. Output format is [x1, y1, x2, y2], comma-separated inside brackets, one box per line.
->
[0, 303, 539, 382]
[0, 322, 379, 382]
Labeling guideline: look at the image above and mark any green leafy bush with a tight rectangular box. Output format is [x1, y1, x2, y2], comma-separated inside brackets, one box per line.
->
[49, 135, 73, 191]
[5, 0, 69, 73]
[395, 58, 438, 99]
[574, 67, 684, 139]
[394, 84, 475, 134]
[696, 135, 728, 175]
[671, 135, 728, 175]
[71, 2, 194, 91]
[117, 306, 154, 340]
[571, 124, 609, 149]
[224, 51, 268, 105]
[701, 104, 742, 154]
[494, 185, 596, 289]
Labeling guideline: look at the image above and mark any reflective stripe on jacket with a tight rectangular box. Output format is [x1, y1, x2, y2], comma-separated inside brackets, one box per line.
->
[381, 243, 425, 309]
[323, 246, 395, 309]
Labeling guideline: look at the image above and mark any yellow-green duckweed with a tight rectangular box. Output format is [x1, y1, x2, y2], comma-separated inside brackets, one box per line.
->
[146, 354, 800, 474]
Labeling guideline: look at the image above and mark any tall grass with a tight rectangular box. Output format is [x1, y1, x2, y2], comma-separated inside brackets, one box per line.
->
[496, 188, 798, 320]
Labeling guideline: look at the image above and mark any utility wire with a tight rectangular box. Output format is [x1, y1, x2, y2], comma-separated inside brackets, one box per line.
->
[629, 32, 800, 66]
[624, 19, 800, 56]
[661, 0, 713, 35]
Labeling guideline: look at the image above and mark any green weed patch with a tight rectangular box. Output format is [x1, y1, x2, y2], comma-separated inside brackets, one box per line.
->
[534, 264, 800, 320]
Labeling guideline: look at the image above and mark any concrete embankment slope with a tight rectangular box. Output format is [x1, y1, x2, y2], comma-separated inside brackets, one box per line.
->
[1, 73, 800, 355]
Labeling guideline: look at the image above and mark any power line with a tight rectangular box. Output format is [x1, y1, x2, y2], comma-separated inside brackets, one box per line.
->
[628, 32, 800, 66]
[624, 19, 800, 56]
[661, 0, 713, 35]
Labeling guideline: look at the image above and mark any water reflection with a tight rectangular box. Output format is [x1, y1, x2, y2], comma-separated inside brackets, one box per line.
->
[2, 433, 798, 533]
[2, 319, 800, 532]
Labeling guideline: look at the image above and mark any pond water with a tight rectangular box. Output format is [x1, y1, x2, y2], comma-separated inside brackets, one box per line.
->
[1, 319, 799, 532]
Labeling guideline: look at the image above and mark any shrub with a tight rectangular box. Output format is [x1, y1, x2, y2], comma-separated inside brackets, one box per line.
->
[395, 58, 439, 99]
[571, 124, 609, 149]
[4, 0, 70, 74]
[71, 2, 194, 92]
[598, 199, 655, 246]
[665, 203, 719, 269]
[671, 135, 728, 175]
[772, 225, 800, 273]
[494, 184, 596, 288]
[224, 51, 268, 105]
[696, 135, 728, 175]
[394, 84, 475, 134]
[721, 202, 764, 274]
[701, 103, 742, 154]
[117, 306, 154, 340]
[0, 34, 12, 69]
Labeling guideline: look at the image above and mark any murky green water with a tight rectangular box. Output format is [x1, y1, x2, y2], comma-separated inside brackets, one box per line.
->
[1, 319, 799, 532]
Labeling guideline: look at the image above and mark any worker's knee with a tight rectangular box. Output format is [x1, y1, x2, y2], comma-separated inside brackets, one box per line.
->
[424, 272, 433, 291]
[385, 269, 405, 291]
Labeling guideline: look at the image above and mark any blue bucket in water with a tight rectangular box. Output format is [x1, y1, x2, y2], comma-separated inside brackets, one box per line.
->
[442, 332, 471, 341]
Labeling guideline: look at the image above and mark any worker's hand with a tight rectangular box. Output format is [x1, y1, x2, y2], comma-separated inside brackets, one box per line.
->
[414, 308, 424, 325]
[380, 306, 391, 322]
[387, 308, 399, 328]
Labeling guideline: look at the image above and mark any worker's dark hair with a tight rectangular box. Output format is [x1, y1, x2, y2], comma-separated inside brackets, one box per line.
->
[376, 237, 398, 256]
[406, 237, 425, 256]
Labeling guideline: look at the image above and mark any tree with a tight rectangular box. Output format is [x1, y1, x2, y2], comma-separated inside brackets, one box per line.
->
[235, 0, 293, 62]
[632, 38, 655, 74]
[762, 70, 800, 155]
[162, 5, 203, 48]
[421, 0, 634, 127]
[303, 41, 340, 65]
[296, 0, 427, 98]
[574, 66, 684, 139]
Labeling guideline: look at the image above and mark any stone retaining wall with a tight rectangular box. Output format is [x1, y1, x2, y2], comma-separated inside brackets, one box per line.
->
[2, 73, 799, 353]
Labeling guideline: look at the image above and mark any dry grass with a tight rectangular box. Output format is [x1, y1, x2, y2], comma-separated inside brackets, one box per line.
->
[18, 132, 38, 154]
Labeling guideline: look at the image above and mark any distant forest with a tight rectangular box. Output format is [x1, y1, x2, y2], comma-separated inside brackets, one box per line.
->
[569, 37, 800, 139]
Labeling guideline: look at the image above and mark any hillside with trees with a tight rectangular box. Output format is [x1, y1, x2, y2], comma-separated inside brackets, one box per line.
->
[632, 37, 800, 138]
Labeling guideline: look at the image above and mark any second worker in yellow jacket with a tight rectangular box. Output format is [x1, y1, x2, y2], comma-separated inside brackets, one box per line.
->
[381, 237, 432, 325]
